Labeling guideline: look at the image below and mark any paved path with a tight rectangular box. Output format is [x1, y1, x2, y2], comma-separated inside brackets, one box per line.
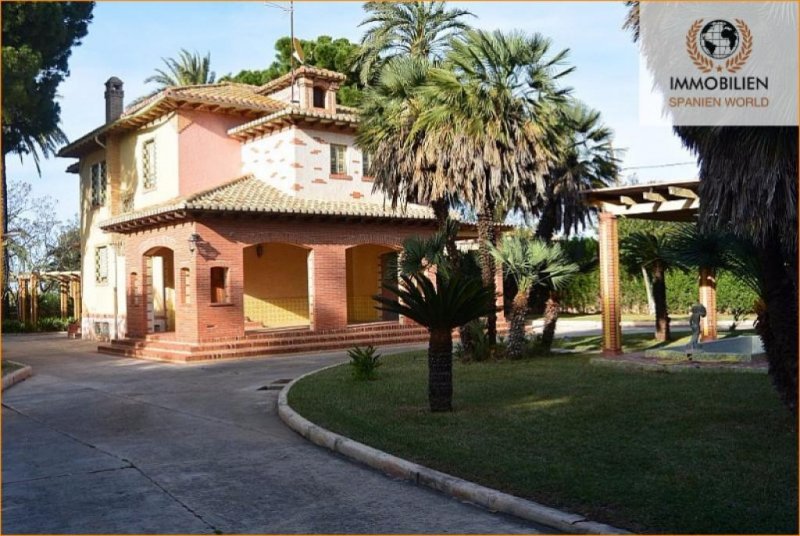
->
[2, 334, 548, 534]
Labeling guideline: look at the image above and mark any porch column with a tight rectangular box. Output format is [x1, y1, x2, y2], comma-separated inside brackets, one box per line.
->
[70, 279, 81, 319]
[59, 278, 69, 319]
[699, 267, 718, 341]
[598, 212, 622, 355]
[30, 273, 39, 326]
[310, 245, 348, 330]
[18, 276, 28, 324]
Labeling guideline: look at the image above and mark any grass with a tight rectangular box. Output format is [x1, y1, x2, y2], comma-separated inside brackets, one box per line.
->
[554, 329, 757, 354]
[538, 312, 754, 323]
[2, 360, 24, 377]
[289, 342, 797, 534]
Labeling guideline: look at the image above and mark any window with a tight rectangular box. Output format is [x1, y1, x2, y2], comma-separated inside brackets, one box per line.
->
[142, 139, 156, 189]
[313, 86, 326, 108]
[362, 151, 373, 178]
[122, 193, 134, 213]
[90, 161, 107, 207]
[330, 144, 347, 175]
[95, 246, 109, 284]
[181, 268, 191, 305]
[210, 267, 228, 304]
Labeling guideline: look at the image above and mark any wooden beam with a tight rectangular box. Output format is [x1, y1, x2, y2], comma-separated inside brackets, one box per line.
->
[619, 195, 637, 206]
[643, 191, 668, 203]
[668, 186, 699, 199]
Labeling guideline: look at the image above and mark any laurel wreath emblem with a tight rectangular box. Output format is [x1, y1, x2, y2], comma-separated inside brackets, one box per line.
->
[686, 20, 714, 73]
[725, 19, 752, 73]
[686, 18, 753, 74]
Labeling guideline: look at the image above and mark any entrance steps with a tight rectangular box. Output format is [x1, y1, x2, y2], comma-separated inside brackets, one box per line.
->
[98, 320, 510, 363]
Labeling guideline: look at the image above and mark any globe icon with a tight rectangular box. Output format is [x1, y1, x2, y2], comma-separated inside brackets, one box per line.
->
[699, 20, 739, 59]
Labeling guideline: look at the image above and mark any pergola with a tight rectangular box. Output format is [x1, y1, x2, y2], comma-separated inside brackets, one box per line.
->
[16, 271, 81, 325]
[584, 179, 706, 355]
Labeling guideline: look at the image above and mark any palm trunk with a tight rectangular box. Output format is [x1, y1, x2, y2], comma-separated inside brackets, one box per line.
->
[428, 328, 454, 412]
[506, 289, 530, 359]
[757, 238, 797, 415]
[477, 204, 497, 345]
[642, 266, 656, 315]
[540, 291, 560, 351]
[431, 197, 460, 264]
[534, 199, 557, 243]
[652, 261, 670, 341]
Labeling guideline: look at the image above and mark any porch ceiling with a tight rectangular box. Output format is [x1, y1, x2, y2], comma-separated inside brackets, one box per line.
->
[584, 179, 700, 221]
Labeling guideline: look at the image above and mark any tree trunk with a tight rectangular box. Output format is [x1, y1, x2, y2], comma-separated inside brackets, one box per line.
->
[642, 266, 656, 315]
[757, 238, 797, 415]
[428, 328, 454, 412]
[1, 153, 10, 320]
[477, 205, 497, 345]
[534, 199, 558, 243]
[541, 291, 560, 351]
[431, 197, 460, 265]
[652, 262, 670, 341]
[506, 289, 530, 359]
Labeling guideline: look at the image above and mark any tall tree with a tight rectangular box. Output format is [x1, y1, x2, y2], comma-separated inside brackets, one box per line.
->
[624, 2, 798, 412]
[145, 49, 216, 88]
[222, 36, 364, 107]
[1, 1, 94, 315]
[352, 1, 472, 85]
[417, 29, 573, 344]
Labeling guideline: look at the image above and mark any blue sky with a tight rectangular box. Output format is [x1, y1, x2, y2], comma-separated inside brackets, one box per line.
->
[7, 1, 699, 222]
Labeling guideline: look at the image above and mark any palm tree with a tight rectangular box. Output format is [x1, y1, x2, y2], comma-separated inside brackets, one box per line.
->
[145, 49, 216, 88]
[490, 234, 578, 359]
[668, 225, 735, 341]
[416, 29, 573, 345]
[375, 270, 495, 412]
[352, 1, 473, 85]
[624, 2, 798, 412]
[621, 231, 675, 341]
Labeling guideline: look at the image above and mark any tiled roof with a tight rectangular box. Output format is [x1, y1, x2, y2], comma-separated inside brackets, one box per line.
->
[228, 107, 359, 140]
[100, 175, 435, 231]
[256, 66, 347, 95]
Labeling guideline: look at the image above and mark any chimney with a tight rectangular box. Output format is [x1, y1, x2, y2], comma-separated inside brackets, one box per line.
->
[104, 77, 124, 123]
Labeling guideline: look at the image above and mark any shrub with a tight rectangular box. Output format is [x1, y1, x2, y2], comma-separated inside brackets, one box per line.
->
[2, 320, 28, 333]
[37, 317, 74, 332]
[457, 320, 494, 362]
[348, 345, 382, 381]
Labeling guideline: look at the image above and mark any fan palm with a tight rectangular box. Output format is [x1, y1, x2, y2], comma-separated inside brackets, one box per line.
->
[352, 1, 473, 85]
[375, 271, 495, 412]
[416, 29, 573, 344]
[624, 2, 798, 412]
[621, 231, 676, 341]
[490, 235, 578, 359]
[145, 49, 216, 88]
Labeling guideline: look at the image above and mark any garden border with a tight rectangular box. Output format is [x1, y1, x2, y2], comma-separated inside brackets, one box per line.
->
[2, 362, 33, 391]
[278, 365, 632, 535]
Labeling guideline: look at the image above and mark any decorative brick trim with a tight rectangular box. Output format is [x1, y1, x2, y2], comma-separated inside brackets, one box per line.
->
[362, 176, 375, 183]
[310, 149, 322, 155]
[312, 179, 327, 184]
[313, 136, 326, 144]
[290, 162, 303, 168]
[290, 137, 307, 146]
[292, 183, 304, 191]
[351, 160, 361, 164]
[275, 139, 284, 148]
[330, 174, 353, 181]
[313, 166, 323, 171]
[351, 191, 363, 199]
[270, 172, 278, 178]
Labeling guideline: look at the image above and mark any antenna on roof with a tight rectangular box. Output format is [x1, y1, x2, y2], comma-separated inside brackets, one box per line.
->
[264, 1, 299, 104]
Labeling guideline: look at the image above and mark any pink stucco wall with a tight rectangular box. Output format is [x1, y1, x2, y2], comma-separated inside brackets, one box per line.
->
[178, 111, 244, 196]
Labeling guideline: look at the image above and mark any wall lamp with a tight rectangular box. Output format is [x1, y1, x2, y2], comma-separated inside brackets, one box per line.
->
[188, 233, 201, 254]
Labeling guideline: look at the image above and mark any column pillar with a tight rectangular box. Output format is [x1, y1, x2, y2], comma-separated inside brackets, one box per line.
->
[72, 279, 82, 320]
[598, 212, 622, 355]
[310, 245, 348, 331]
[699, 267, 717, 341]
[18, 276, 28, 324]
[495, 258, 506, 326]
[30, 273, 39, 326]
[60, 279, 69, 319]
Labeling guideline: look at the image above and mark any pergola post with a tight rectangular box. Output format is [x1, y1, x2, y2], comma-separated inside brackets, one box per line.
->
[71, 279, 81, 320]
[494, 258, 505, 325]
[598, 212, 622, 355]
[30, 273, 39, 326]
[18, 276, 28, 325]
[60, 278, 69, 319]
[699, 267, 717, 341]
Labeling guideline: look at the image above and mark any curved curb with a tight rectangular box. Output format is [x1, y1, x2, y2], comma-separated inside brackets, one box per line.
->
[2, 362, 33, 391]
[278, 365, 631, 535]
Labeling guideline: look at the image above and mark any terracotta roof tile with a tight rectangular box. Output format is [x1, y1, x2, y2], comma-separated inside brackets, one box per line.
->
[99, 175, 434, 230]
[256, 66, 347, 95]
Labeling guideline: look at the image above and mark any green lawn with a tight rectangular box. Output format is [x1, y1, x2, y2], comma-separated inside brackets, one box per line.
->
[289, 346, 797, 534]
[554, 329, 757, 354]
[538, 312, 754, 323]
[2, 360, 24, 377]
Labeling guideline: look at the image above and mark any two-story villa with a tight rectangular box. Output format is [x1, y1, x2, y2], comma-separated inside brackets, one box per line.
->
[59, 67, 503, 361]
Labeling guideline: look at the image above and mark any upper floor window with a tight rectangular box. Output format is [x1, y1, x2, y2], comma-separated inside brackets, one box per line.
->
[313, 86, 326, 108]
[95, 246, 109, 285]
[142, 139, 157, 189]
[362, 151, 373, 178]
[122, 193, 134, 213]
[90, 161, 107, 207]
[330, 144, 347, 175]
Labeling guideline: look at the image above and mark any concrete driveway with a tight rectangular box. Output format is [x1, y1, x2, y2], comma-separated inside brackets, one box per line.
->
[2, 334, 548, 534]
